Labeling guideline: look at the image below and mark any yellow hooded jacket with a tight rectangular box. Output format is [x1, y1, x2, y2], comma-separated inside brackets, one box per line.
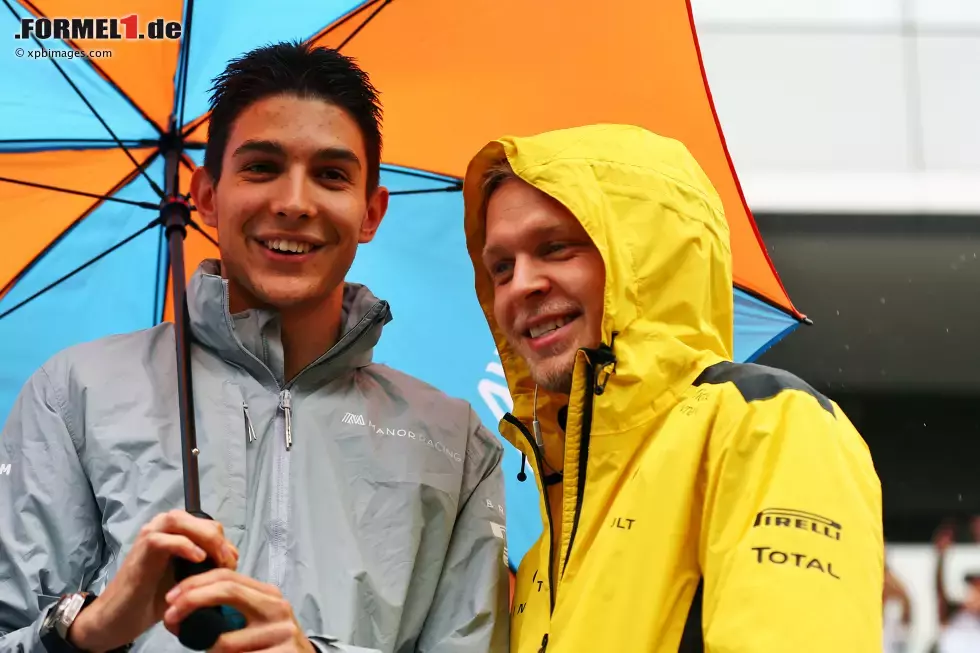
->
[462, 124, 884, 652]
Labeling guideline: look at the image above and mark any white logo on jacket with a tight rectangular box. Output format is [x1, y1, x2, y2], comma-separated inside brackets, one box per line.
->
[339, 414, 463, 464]
[489, 522, 508, 563]
[341, 412, 366, 426]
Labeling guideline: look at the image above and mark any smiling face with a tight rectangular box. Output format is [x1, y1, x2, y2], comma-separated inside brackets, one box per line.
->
[191, 93, 388, 314]
[482, 179, 605, 395]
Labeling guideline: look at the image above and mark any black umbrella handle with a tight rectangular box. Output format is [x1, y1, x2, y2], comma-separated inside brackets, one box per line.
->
[172, 511, 245, 650]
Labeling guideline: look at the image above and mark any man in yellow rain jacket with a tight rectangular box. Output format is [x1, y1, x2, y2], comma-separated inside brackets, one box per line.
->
[461, 124, 884, 651]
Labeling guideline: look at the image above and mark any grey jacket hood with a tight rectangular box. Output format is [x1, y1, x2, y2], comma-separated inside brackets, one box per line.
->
[0, 260, 510, 652]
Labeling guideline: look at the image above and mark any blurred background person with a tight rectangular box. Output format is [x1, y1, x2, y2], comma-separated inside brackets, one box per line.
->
[929, 522, 980, 653]
[884, 561, 912, 653]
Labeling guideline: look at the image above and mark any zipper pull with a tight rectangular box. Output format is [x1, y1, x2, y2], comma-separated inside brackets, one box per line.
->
[243, 402, 257, 443]
[279, 389, 293, 451]
[539, 634, 549, 653]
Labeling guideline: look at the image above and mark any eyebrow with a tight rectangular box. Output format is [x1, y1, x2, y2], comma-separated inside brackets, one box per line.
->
[232, 140, 362, 169]
[482, 223, 568, 262]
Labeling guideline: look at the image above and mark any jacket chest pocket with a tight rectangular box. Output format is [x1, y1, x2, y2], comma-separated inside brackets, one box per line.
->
[193, 379, 249, 535]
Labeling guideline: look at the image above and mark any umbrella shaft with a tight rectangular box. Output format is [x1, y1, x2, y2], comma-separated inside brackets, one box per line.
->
[164, 199, 202, 514]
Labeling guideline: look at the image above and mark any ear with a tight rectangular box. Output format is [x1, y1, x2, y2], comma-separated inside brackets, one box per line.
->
[358, 185, 389, 244]
[190, 166, 218, 229]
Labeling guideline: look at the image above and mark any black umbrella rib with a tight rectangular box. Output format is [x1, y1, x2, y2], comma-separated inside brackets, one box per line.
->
[1, 0, 165, 199]
[0, 217, 164, 322]
[40, 57, 165, 198]
[0, 151, 161, 302]
[306, 0, 384, 44]
[153, 223, 166, 325]
[735, 283, 810, 325]
[328, 3, 462, 196]
[336, 0, 394, 51]
[0, 176, 159, 209]
[175, 0, 195, 134]
[187, 219, 218, 247]
[14, 0, 163, 137]
[0, 138, 157, 148]
[172, 0, 196, 194]
[390, 184, 462, 196]
[381, 164, 462, 184]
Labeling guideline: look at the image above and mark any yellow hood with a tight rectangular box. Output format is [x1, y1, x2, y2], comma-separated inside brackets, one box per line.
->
[463, 123, 734, 451]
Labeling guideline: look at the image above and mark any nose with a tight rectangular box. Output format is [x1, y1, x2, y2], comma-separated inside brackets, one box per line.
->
[270, 166, 316, 220]
[510, 255, 551, 299]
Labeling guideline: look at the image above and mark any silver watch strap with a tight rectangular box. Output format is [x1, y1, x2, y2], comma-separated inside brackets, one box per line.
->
[54, 593, 90, 641]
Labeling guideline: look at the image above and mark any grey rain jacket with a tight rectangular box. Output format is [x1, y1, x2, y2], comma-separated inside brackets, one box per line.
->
[0, 260, 510, 652]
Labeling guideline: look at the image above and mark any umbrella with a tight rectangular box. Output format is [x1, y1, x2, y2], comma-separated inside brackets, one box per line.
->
[0, 0, 806, 610]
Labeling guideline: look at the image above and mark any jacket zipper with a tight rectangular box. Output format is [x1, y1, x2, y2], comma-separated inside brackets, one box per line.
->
[220, 274, 387, 452]
[508, 344, 613, 653]
[559, 351, 601, 578]
[280, 390, 293, 451]
[282, 301, 388, 394]
[269, 388, 292, 588]
[275, 299, 387, 453]
[243, 402, 257, 443]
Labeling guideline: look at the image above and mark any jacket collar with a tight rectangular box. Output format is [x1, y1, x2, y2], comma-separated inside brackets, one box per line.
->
[187, 259, 391, 389]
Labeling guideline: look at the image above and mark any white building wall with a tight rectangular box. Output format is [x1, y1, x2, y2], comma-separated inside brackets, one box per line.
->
[691, 0, 980, 214]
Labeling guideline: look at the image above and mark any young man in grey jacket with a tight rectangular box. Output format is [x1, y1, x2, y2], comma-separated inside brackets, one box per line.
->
[0, 41, 510, 653]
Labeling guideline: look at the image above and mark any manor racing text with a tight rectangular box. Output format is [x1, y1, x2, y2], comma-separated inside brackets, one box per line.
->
[367, 420, 463, 463]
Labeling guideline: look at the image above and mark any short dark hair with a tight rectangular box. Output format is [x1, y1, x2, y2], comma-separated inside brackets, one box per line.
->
[481, 156, 520, 198]
[203, 40, 383, 191]
[479, 155, 522, 219]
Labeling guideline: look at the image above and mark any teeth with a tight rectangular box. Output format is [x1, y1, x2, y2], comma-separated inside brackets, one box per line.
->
[529, 316, 574, 339]
[263, 239, 313, 254]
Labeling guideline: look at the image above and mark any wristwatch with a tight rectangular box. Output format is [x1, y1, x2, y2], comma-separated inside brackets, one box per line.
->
[38, 592, 133, 653]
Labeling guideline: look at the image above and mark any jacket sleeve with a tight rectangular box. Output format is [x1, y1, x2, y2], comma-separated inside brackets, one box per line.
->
[0, 365, 106, 652]
[415, 412, 511, 653]
[699, 388, 883, 652]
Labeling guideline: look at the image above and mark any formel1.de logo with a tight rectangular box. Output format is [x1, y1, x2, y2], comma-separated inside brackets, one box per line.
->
[15, 15, 182, 41]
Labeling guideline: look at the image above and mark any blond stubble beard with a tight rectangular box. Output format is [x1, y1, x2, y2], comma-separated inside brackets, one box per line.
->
[528, 354, 575, 397]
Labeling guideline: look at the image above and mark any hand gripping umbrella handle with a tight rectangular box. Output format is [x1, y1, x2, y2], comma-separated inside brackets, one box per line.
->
[172, 511, 247, 650]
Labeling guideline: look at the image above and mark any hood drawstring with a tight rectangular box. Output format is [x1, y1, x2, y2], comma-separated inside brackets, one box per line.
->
[517, 385, 542, 483]
[518, 385, 563, 486]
